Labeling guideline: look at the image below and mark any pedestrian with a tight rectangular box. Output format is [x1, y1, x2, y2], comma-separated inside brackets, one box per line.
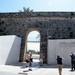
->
[70, 52, 75, 71]
[56, 54, 64, 75]
[28, 52, 33, 71]
[25, 52, 29, 67]
[39, 53, 43, 66]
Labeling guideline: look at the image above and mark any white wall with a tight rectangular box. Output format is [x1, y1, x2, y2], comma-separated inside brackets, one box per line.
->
[47, 39, 75, 65]
[0, 35, 21, 65]
[27, 41, 40, 52]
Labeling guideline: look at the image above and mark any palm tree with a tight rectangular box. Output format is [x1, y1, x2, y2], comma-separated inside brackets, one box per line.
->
[19, 7, 33, 12]
[36, 34, 40, 41]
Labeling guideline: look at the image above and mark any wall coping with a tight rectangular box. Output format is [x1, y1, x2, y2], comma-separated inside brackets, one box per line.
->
[0, 12, 75, 18]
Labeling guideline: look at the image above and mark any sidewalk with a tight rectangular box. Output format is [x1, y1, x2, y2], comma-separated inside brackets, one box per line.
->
[0, 59, 75, 75]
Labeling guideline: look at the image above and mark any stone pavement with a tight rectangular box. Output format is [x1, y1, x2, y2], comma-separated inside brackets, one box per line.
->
[0, 59, 75, 75]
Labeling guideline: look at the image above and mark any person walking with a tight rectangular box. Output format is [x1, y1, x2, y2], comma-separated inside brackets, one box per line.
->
[70, 52, 75, 71]
[56, 54, 64, 75]
[25, 52, 29, 67]
[39, 53, 43, 66]
[28, 52, 33, 71]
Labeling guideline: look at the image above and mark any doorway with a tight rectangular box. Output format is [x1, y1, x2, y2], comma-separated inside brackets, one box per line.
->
[25, 29, 41, 64]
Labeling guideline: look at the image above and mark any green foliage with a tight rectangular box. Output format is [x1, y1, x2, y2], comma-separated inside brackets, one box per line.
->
[19, 7, 33, 12]
[36, 33, 40, 41]
[28, 50, 36, 54]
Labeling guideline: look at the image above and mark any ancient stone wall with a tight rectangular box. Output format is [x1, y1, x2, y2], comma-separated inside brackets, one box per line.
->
[0, 12, 75, 63]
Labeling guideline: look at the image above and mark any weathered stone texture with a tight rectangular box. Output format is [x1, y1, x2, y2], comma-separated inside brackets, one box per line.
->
[0, 12, 75, 63]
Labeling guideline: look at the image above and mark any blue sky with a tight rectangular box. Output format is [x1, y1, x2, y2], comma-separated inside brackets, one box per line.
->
[28, 31, 40, 41]
[0, 0, 75, 12]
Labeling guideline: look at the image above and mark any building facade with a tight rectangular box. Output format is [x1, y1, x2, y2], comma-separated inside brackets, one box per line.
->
[0, 12, 75, 63]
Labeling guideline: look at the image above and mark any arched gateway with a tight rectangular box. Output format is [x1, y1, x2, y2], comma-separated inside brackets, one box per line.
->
[0, 12, 75, 63]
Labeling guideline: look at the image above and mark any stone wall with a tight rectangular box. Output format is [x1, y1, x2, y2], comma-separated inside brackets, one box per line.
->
[0, 12, 75, 63]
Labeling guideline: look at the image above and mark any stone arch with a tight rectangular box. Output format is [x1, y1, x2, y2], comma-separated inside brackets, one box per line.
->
[23, 28, 40, 61]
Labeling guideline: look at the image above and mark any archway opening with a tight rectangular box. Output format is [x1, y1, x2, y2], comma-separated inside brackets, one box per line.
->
[27, 30, 40, 62]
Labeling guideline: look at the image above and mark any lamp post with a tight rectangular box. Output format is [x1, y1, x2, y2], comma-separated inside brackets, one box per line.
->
[47, 29, 51, 40]
[47, 29, 51, 64]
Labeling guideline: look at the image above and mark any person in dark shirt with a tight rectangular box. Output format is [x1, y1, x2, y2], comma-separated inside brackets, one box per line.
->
[28, 52, 33, 71]
[56, 54, 64, 75]
[70, 52, 75, 71]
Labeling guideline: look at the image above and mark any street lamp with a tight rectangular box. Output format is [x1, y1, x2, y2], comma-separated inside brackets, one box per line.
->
[48, 36, 51, 39]
[47, 29, 51, 40]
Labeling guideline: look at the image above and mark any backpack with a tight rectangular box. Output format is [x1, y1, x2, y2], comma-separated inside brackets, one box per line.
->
[72, 55, 75, 62]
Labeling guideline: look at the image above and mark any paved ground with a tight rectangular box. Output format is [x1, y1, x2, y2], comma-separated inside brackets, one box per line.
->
[0, 59, 75, 75]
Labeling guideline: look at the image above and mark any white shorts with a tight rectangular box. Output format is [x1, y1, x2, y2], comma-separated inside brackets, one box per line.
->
[39, 58, 43, 63]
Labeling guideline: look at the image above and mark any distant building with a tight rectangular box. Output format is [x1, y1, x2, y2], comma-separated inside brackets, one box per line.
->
[27, 41, 40, 52]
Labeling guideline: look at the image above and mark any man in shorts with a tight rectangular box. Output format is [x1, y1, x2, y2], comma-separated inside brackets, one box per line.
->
[39, 56, 43, 66]
[28, 53, 33, 71]
[39, 52, 43, 66]
[25, 52, 29, 67]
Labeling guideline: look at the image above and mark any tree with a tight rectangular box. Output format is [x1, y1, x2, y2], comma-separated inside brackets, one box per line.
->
[28, 50, 36, 54]
[19, 7, 33, 12]
[36, 33, 40, 41]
